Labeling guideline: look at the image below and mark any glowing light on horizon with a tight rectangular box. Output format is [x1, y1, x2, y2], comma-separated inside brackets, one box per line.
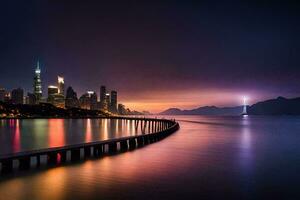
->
[242, 96, 248, 115]
[243, 96, 248, 106]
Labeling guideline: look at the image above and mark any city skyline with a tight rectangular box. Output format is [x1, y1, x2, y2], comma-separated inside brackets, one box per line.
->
[0, 61, 125, 115]
[0, 1, 299, 113]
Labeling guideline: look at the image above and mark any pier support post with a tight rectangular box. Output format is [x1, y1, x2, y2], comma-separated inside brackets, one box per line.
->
[36, 155, 41, 167]
[137, 137, 144, 147]
[1, 159, 13, 173]
[19, 156, 31, 170]
[143, 135, 149, 145]
[108, 142, 117, 153]
[71, 148, 81, 161]
[93, 144, 103, 157]
[84, 147, 91, 158]
[47, 153, 57, 165]
[120, 140, 128, 151]
[59, 151, 67, 163]
[129, 138, 136, 149]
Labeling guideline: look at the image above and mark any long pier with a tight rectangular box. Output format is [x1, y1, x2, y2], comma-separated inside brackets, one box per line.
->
[0, 117, 179, 173]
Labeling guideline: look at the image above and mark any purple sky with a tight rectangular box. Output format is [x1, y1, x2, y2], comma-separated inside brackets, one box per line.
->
[0, 1, 299, 112]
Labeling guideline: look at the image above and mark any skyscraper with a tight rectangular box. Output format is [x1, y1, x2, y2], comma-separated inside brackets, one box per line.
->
[11, 88, 24, 104]
[57, 76, 65, 96]
[100, 85, 106, 103]
[79, 91, 97, 110]
[65, 86, 79, 108]
[48, 86, 59, 96]
[0, 88, 5, 102]
[110, 90, 117, 113]
[105, 93, 110, 111]
[26, 93, 36, 105]
[100, 85, 107, 111]
[47, 85, 65, 108]
[4, 91, 11, 103]
[90, 91, 98, 110]
[118, 104, 126, 115]
[33, 60, 42, 103]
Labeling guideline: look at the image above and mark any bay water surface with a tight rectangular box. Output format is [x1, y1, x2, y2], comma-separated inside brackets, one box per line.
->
[0, 116, 300, 199]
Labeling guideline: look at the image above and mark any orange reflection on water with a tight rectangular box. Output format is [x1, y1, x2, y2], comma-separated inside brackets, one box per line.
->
[101, 119, 109, 140]
[12, 119, 21, 152]
[85, 119, 92, 142]
[34, 167, 67, 200]
[48, 119, 65, 147]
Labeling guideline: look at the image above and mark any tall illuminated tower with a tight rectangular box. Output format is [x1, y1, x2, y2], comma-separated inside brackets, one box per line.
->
[242, 97, 247, 115]
[33, 60, 42, 103]
[57, 76, 65, 96]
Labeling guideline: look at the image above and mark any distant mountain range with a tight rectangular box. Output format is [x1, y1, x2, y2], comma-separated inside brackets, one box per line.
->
[160, 106, 244, 115]
[160, 96, 300, 116]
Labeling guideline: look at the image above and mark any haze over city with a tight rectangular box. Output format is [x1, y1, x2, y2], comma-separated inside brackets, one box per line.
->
[0, 1, 299, 112]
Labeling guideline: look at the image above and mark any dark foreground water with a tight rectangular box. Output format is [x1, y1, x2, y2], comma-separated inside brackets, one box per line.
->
[1, 116, 300, 200]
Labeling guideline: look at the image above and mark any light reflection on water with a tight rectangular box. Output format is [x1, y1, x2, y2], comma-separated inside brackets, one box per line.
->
[1, 116, 300, 199]
[0, 119, 145, 155]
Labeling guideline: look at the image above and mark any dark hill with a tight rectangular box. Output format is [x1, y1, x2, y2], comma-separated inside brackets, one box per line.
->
[247, 96, 300, 115]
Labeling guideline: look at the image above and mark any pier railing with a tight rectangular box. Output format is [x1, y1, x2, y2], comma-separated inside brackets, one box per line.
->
[0, 117, 179, 173]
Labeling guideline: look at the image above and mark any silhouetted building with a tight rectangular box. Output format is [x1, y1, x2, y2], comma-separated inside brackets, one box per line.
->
[104, 93, 110, 111]
[100, 85, 106, 102]
[118, 104, 126, 115]
[11, 88, 24, 104]
[79, 91, 98, 110]
[65, 87, 79, 108]
[99, 85, 107, 110]
[47, 86, 65, 108]
[4, 91, 11, 103]
[79, 93, 90, 110]
[26, 93, 36, 105]
[48, 85, 58, 96]
[90, 91, 98, 110]
[58, 76, 64, 96]
[110, 90, 117, 113]
[33, 60, 42, 103]
[0, 88, 5, 102]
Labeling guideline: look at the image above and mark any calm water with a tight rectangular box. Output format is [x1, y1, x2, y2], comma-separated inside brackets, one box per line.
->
[0, 118, 146, 155]
[1, 115, 300, 199]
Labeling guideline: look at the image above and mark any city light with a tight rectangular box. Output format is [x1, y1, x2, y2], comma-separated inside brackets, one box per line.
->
[243, 96, 248, 106]
[48, 85, 58, 89]
[58, 76, 64, 84]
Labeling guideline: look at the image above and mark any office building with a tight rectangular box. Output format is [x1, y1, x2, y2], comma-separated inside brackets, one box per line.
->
[11, 88, 24, 104]
[99, 85, 106, 110]
[58, 76, 65, 96]
[47, 85, 65, 108]
[90, 91, 98, 110]
[79, 91, 97, 110]
[4, 91, 11, 103]
[110, 90, 117, 113]
[0, 88, 5, 102]
[26, 93, 36, 105]
[33, 60, 42, 103]
[118, 104, 126, 115]
[65, 87, 79, 108]
[100, 85, 106, 102]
